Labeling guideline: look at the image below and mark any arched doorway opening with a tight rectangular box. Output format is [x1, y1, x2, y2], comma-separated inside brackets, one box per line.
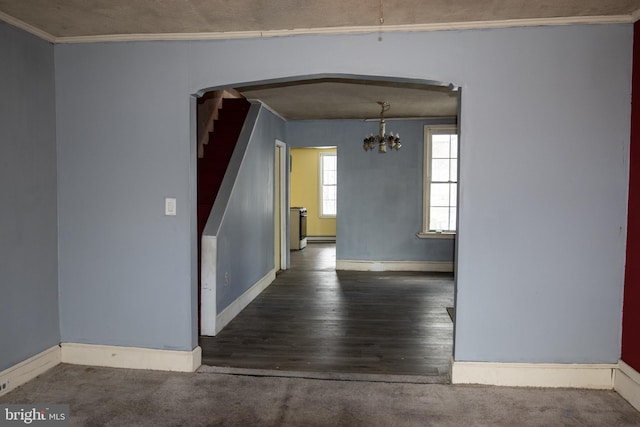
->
[195, 74, 460, 379]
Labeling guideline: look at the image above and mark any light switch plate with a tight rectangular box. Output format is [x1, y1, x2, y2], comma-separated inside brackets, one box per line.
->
[165, 197, 177, 216]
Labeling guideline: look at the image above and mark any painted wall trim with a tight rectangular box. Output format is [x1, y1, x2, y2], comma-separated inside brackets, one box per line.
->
[0, 346, 61, 397]
[0, 11, 56, 42]
[60, 343, 202, 372]
[276, 139, 288, 271]
[200, 235, 217, 336]
[307, 236, 337, 243]
[451, 361, 616, 389]
[336, 260, 454, 272]
[0, 13, 633, 45]
[615, 360, 640, 412]
[51, 15, 635, 44]
[252, 100, 286, 122]
[416, 232, 456, 240]
[215, 268, 277, 335]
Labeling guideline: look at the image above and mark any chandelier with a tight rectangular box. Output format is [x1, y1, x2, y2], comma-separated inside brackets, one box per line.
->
[363, 101, 401, 153]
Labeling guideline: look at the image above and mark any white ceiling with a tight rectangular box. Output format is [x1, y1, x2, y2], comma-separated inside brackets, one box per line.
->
[2, 1, 638, 120]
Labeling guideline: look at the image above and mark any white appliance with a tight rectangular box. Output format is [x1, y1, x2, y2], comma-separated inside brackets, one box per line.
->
[290, 207, 307, 250]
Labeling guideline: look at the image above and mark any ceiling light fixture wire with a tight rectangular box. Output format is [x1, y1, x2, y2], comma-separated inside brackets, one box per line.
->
[377, 0, 385, 41]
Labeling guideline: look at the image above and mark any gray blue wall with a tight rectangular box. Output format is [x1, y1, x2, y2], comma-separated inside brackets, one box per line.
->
[55, 42, 197, 351]
[287, 119, 455, 262]
[212, 106, 285, 312]
[53, 24, 631, 363]
[0, 21, 59, 370]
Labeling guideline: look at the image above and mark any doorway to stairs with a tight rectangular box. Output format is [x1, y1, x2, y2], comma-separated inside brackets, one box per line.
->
[196, 92, 251, 333]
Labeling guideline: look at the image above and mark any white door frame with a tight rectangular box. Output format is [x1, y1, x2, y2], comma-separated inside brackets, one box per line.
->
[275, 139, 287, 270]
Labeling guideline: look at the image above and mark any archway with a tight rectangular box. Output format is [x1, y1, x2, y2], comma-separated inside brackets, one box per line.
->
[194, 74, 461, 378]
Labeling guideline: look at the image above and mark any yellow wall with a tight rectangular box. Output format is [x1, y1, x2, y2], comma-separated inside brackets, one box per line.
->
[290, 147, 337, 237]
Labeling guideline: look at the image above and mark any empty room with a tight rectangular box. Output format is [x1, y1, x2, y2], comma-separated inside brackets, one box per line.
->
[2, 1, 640, 425]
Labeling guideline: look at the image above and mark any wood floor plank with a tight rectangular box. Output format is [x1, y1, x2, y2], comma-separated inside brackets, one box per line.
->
[199, 243, 454, 377]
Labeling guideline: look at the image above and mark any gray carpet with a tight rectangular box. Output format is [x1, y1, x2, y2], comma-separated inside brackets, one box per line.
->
[2, 364, 640, 426]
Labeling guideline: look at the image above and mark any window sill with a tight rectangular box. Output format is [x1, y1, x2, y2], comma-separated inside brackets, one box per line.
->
[416, 232, 456, 240]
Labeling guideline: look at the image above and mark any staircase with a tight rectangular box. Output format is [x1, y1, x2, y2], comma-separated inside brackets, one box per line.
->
[197, 97, 251, 329]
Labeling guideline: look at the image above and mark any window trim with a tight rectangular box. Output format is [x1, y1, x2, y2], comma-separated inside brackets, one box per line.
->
[418, 125, 458, 239]
[319, 151, 337, 218]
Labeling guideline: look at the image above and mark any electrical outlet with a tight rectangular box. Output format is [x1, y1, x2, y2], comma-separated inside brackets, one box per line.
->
[224, 272, 230, 287]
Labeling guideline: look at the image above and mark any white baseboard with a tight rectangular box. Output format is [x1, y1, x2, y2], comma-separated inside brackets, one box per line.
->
[306, 236, 336, 243]
[336, 260, 453, 272]
[214, 268, 277, 335]
[0, 345, 61, 396]
[451, 361, 616, 389]
[60, 343, 202, 372]
[615, 360, 640, 412]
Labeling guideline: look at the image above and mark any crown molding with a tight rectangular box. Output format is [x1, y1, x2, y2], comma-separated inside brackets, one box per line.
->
[0, 12, 635, 45]
[0, 10, 55, 42]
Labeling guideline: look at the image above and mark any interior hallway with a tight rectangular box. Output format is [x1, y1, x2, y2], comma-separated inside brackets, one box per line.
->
[199, 243, 454, 379]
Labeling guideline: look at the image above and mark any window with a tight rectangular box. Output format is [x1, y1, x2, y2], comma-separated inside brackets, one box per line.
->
[320, 152, 337, 217]
[420, 125, 458, 237]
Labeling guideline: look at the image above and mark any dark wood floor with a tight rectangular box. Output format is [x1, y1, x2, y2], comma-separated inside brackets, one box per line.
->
[199, 243, 454, 377]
